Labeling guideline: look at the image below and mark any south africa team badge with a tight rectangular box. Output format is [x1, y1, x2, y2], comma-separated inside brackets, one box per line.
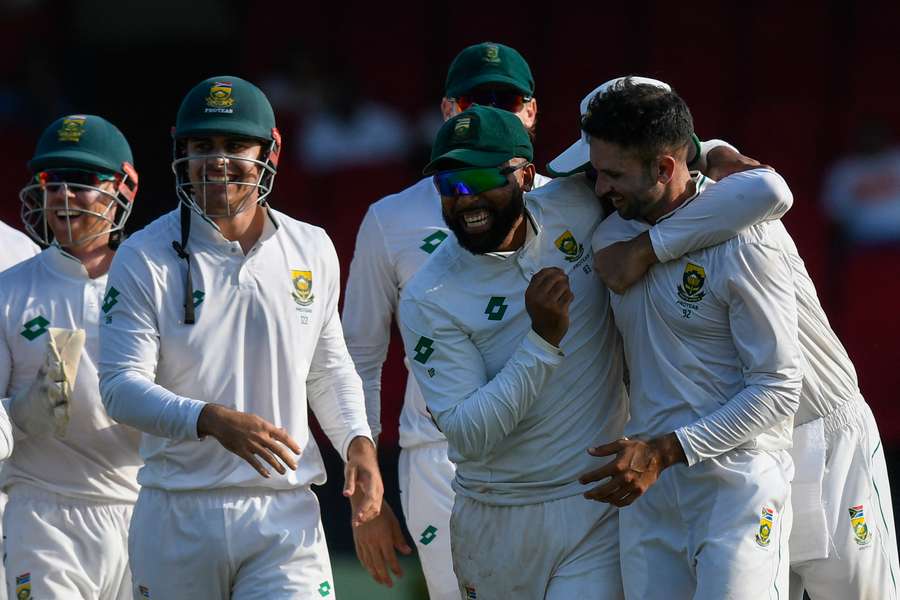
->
[754, 506, 776, 547]
[849, 504, 873, 545]
[555, 230, 584, 263]
[677, 262, 706, 303]
[291, 270, 314, 306]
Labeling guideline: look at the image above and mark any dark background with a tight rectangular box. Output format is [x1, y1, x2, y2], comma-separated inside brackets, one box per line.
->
[2, 0, 898, 586]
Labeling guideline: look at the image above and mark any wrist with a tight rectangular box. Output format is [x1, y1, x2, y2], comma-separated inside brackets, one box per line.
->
[634, 231, 659, 267]
[196, 402, 220, 438]
[348, 435, 375, 458]
[650, 433, 686, 470]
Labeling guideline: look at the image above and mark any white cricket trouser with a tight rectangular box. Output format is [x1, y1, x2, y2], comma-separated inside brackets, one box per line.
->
[399, 441, 457, 600]
[451, 492, 622, 599]
[620, 448, 793, 600]
[4, 484, 132, 599]
[789, 398, 899, 600]
[129, 485, 334, 600]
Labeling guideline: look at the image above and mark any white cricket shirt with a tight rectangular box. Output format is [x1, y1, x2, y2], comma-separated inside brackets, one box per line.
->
[343, 174, 551, 449]
[0, 219, 39, 272]
[99, 207, 371, 492]
[593, 169, 803, 466]
[0, 245, 141, 503]
[398, 174, 629, 506]
[650, 176, 860, 425]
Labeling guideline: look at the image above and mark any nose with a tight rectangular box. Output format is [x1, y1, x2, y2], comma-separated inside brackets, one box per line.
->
[594, 176, 611, 198]
[46, 182, 75, 202]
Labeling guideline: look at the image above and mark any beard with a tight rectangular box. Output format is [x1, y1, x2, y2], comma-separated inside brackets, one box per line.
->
[443, 186, 525, 255]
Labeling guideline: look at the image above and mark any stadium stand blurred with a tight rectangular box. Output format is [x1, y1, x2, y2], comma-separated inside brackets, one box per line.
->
[1, 1, 898, 592]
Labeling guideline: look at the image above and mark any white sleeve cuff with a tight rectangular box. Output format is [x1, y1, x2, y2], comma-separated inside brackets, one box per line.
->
[524, 330, 566, 365]
[649, 227, 674, 263]
[674, 426, 702, 467]
[341, 429, 375, 462]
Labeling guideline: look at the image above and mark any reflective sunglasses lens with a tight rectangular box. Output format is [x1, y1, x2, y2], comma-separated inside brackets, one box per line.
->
[38, 169, 116, 187]
[434, 168, 508, 196]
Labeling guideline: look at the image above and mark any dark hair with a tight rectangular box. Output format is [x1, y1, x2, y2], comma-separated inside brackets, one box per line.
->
[580, 78, 694, 161]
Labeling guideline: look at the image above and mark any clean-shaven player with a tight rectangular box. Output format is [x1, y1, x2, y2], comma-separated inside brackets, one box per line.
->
[398, 104, 630, 599]
[98, 76, 382, 599]
[581, 80, 801, 599]
[0, 114, 142, 599]
[583, 102, 900, 600]
[342, 41, 550, 596]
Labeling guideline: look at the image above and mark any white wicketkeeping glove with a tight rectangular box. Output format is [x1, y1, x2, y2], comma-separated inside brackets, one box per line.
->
[9, 328, 84, 437]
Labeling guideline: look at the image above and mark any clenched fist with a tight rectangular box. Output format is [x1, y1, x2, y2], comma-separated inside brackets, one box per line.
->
[525, 267, 573, 347]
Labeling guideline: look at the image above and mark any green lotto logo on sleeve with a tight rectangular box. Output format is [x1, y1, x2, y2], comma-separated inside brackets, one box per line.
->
[484, 296, 508, 321]
[317, 581, 331, 597]
[20, 315, 49, 341]
[419, 525, 438, 545]
[102, 287, 121, 313]
[413, 336, 435, 364]
[420, 230, 448, 254]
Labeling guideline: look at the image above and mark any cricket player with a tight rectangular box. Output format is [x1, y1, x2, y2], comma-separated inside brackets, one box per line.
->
[397, 104, 630, 598]
[0, 114, 142, 599]
[581, 79, 802, 599]
[342, 41, 550, 597]
[98, 75, 382, 600]
[583, 102, 900, 600]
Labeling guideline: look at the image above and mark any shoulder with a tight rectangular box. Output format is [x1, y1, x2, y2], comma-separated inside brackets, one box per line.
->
[368, 177, 440, 229]
[118, 209, 180, 257]
[0, 220, 36, 247]
[0, 251, 41, 287]
[400, 240, 459, 307]
[526, 173, 597, 209]
[592, 212, 647, 250]
[270, 208, 330, 243]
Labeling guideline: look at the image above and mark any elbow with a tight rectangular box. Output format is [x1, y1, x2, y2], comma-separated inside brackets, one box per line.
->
[762, 170, 794, 215]
[435, 414, 493, 461]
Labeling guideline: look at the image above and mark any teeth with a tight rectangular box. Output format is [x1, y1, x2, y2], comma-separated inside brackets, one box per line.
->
[462, 209, 489, 226]
[55, 210, 80, 217]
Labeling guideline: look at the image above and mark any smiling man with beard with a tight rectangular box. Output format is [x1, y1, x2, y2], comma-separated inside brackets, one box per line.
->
[397, 105, 630, 599]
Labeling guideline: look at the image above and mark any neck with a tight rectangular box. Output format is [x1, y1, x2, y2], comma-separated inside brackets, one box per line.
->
[495, 213, 527, 252]
[65, 239, 115, 279]
[212, 202, 266, 254]
[644, 166, 694, 225]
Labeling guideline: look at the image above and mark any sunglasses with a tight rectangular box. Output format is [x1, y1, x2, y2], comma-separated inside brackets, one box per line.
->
[455, 90, 531, 113]
[433, 163, 529, 196]
[35, 169, 118, 188]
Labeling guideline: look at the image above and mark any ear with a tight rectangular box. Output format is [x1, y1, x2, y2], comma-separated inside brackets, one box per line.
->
[440, 98, 457, 121]
[521, 163, 537, 192]
[657, 155, 676, 184]
[521, 97, 538, 129]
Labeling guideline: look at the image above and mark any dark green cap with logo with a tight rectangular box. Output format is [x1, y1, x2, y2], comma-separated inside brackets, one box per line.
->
[28, 114, 133, 174]
[174, 75, 276, 142]
[445, 42, 535, 98]
[424, 105, 533, 175]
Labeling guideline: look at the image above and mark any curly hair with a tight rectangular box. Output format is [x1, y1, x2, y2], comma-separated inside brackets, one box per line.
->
[580, 77, 694, 161]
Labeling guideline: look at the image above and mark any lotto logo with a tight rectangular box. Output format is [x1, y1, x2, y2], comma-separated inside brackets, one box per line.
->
[317, 581, 331, 597]
[484, 296, 508, 321]
[420, 231, 448, 254]
[413, 336, 435, 364]
[419, 525, 438, 545]
[20, 315, 49, 341]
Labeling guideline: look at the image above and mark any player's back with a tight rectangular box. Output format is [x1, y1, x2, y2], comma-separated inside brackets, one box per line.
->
[765, 221, 860, 424]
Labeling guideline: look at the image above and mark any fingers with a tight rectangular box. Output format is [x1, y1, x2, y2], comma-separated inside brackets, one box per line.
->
[382, 542, 403, 580]
[578, 464, 614, 485]
[241, 451, 271, 479]
[343, 463, 357, 498]
[265, 434, 298, 471]
[392, 521, 413, 555]
[270, 426, 302, 456]
[588, 439, 626, 457]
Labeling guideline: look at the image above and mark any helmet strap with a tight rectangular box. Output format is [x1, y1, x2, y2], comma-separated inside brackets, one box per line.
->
[172, 202, 196, 324]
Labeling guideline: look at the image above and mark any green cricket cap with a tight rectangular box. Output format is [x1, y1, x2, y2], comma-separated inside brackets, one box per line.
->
[445, 42, 535, 98]
[174, 75, 276, 142]
[28, 114, 133, 174]
[424, 105, 533, 175]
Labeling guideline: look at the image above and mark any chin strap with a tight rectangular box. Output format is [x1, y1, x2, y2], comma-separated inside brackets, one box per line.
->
[172, 202, 195, 325]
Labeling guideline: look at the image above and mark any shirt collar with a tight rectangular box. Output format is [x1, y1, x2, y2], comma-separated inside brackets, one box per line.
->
[42, 243, 91, 280]
[185, 204, 279, 250]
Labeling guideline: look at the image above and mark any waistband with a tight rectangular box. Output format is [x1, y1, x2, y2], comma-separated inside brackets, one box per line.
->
[139, 483, 313, 502]
[7, 482, 133, 507]
[821, 396, 867, 436]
